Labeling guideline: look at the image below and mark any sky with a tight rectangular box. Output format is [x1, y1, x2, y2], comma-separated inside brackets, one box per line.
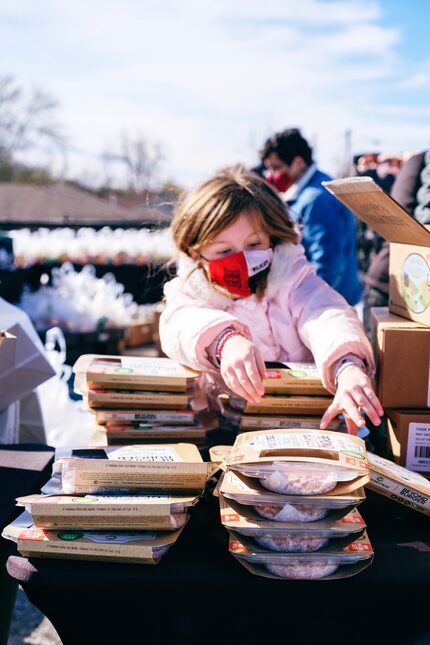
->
[1, 0, 430, 189]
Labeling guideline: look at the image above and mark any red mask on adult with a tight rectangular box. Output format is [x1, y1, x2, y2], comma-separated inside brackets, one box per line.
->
[266, 171, 291, 193]
[203, 248, 273, 297]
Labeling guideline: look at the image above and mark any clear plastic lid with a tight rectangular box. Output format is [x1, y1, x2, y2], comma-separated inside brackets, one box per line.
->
[222, 485, 364, 510]
[254, 502, 328, 523]
[228, 527, 363, 554]
[229, 534, 372, 565]
[153, 544, 171, 561]
[232, 461, 362, 496]
[265, 561, 339, 579]
[230, 522, 362, 540]
[255, 534, 329, 553]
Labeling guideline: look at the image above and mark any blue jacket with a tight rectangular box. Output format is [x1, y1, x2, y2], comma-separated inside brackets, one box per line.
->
[287, 168, 362, 306]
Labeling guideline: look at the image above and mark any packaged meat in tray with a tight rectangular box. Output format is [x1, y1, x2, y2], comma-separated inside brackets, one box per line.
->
[226, 429, 369, 494]
[17, 492, 201, 530]
[229, 531, 373, 580]
[54, 444, 213, 495]
[2, 511, 188, 565]
[220, 470, 366, 523]
[219, 494, 366, 552]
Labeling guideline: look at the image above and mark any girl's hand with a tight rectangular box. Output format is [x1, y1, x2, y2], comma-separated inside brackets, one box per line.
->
[320, 365, 384, 435]
[220, 336, 266, 403]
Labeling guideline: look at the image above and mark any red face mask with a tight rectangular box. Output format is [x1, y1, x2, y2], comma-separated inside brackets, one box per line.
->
[204, 248, 273, 297]
[266, 171, 291, 193]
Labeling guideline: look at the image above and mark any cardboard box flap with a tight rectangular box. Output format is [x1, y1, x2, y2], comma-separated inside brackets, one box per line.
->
[372, 307, 428, 330]
[0, 319, 55, 409]
[323, 176, 430, 247]
[0, 330, 16, 344]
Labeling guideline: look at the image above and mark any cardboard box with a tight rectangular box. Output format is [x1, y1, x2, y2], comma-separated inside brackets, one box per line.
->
[2, 511, 186, 564]
[56, 443, 213, 494]
[263, 362, 329, 396]
[221, 393, 332, 416]
[17, 493, 199, 530]
[371, 307, 430, 408]
[367, 451, 430, 516]
[124, 321, 154, 348]
[74, 354, 199, 393]
[0, 298, 55, 410]
[323, 176, 430, 326]
[386, 409, 430, 473]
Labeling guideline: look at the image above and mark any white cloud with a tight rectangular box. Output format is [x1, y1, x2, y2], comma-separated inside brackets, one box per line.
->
[1, 0, 427, 188]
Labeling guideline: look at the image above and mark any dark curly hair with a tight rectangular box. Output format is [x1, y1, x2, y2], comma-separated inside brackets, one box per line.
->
[260, 128, 313, 166]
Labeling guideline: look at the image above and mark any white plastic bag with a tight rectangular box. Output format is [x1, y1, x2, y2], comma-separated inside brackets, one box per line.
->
[34, 327, 104, 447]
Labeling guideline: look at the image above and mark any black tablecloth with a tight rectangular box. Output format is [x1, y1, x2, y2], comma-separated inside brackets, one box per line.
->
[7, 488, 430, 645]
[0, 444, 54, 645]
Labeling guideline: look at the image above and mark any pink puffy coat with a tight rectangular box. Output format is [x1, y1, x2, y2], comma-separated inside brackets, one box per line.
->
[160, 242, 374, 393]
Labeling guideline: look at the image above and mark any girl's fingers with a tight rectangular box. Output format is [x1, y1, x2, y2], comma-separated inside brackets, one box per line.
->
[223, 372, 254, 402]
[244, 355, 265, 397]
[226, 367, 261, 403]
[320, 401, 341, 429]
[254, 347, 267, 381]
[342, 395, 366, 427]
[351, 392, 382, 426]
[363, 387, 384, 417]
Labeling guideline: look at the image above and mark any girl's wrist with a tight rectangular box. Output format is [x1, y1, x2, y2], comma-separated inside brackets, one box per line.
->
[216, 329, 246, 362]
[205, 327, 246, 367]
[334, 354, 367, 387]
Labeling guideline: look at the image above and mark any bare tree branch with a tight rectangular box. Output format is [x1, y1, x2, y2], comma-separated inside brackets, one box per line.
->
[0, 75, 65, 157]
[110, 131, 165, 192]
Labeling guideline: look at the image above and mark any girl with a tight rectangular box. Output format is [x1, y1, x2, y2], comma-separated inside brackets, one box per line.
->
[160, 166, 383, 434]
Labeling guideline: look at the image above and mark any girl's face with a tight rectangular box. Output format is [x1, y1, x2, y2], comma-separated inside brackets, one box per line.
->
[197, 211, 270, 262]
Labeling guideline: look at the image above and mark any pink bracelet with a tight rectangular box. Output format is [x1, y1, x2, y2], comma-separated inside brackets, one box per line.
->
[216, 329, 246, 362]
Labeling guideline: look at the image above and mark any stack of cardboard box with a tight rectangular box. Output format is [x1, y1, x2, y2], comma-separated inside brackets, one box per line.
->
[324, 177, 430, 476]
[216, 429, 374, 580]
[219, 361, 339, 434]
[73, 354, 218, 447]
[2, 443, 214, 564]
[370, 308, 430, 474]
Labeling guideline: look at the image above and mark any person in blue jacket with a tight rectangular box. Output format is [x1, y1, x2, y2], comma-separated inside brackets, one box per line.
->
[260, 129, 362, 306]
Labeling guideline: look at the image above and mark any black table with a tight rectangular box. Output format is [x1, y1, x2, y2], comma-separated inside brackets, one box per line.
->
[0, 444, 54, 645]
[7, 488, 430, 645]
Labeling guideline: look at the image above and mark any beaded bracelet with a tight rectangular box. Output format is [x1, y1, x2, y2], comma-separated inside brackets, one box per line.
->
[215, 329, 246, 362]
